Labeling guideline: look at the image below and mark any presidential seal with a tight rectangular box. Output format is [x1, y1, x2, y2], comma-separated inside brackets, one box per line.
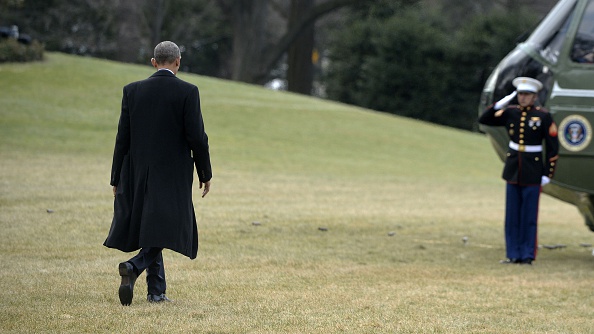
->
[558, 114, 592, 152]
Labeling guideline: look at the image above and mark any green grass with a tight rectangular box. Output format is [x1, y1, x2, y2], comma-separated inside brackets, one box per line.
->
[0, 53, 592, 333]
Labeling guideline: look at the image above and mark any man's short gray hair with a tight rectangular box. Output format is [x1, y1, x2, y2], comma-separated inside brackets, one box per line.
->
[153, 41, 181, 65]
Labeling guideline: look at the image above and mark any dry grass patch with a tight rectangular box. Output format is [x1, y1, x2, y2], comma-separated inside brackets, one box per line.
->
[1, 54, 593, 333]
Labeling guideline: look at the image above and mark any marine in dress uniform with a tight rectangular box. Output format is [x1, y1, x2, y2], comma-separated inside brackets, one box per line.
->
[478, 77, 559, 265]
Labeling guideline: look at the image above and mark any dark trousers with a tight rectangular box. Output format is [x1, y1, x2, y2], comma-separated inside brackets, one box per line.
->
[505, 183, 541, 261]
[127, 247, 166, 295]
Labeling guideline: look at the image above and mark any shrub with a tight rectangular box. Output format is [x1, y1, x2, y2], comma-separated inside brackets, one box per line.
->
[324, 6, 539, 130]
[0, 38, 44, 63]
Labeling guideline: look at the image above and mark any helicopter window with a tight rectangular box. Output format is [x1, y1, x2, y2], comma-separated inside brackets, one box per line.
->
[537, 3, 576, 64]
[571, 0, 594, 63]
[524, 0, 576, 64]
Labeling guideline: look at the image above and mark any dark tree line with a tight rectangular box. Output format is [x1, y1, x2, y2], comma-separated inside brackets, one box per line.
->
[1, 0, 555, 130]
[0, 0, 371, 91]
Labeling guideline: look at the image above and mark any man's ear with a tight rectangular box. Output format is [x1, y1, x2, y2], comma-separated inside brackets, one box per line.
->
[151, 58, 158, 68]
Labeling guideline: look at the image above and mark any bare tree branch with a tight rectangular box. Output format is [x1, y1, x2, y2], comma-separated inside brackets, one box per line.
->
[255, 0, 363, 82]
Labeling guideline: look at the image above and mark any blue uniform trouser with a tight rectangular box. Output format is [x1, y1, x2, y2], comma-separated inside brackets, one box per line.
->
[128, 247, 166, 295]
[505, 183, 541, 261]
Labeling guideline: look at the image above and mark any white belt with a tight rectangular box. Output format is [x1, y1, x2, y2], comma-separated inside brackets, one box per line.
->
[509, 141, 542, 153]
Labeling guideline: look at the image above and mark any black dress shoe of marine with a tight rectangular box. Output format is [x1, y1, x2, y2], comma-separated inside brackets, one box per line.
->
[519, 258, 533, 265]
[499, 258, 519, 264]
[118, 262, 137, 306]
[147, 293, 172, 303]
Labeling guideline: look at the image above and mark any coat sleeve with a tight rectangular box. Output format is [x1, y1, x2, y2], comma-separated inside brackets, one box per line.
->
[184, 85, 212, 183]
[543, 113, 559, 178]
[110, 86, 131, 186]
[478, 105, 507, 126]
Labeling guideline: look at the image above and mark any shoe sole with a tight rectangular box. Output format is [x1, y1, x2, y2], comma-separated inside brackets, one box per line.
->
[118, 262, 134, 306]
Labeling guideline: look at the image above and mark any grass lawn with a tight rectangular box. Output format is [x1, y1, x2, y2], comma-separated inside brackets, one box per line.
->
[0, 53, 592, 333]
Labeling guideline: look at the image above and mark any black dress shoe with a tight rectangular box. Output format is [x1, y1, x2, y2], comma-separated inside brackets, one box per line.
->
[118, 262, 137, 306]
[519, 258, 533, 265]
[499, 258, 519, 264]
[147, 293, 172, 303]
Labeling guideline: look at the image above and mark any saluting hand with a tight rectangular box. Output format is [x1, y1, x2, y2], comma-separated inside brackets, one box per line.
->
[494, 91, 517, 110]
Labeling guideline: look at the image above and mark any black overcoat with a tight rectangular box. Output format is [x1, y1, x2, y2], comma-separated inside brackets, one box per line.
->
[104, 70, 212, 259]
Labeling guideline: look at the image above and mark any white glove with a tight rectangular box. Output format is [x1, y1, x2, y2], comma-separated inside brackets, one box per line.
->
[541, 176, 550, 186]
[494, 91, 517, 110]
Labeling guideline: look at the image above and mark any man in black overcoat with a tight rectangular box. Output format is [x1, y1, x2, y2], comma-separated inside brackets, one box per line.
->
[104, 41, 212, 305]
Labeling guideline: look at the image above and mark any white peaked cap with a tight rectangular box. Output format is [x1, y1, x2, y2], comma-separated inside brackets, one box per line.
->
[512, 77, 543, 93]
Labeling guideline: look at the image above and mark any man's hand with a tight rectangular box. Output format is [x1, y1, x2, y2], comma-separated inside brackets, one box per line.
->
[200, 181, 211, 198]
[113, 186, 117, 197]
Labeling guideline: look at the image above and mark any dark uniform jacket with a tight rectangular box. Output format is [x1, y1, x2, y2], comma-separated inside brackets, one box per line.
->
[479, 104, 559, 186]
[104, 70, 212, 259]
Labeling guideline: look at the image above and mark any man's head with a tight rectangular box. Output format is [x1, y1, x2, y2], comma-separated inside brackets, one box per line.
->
[512, 77, 543, 108]
[151, 41, 181, 73]
[153, 41, 180, 64]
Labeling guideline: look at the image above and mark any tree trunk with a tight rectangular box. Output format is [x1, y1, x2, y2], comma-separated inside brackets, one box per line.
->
[259, 0, 362, 85]
[230, 0, 361, 85]
[115, 0, 144, 62]
[287, 0, 314, 94]
[231, 0, 269, 83]
[150, 0, 167, 49]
